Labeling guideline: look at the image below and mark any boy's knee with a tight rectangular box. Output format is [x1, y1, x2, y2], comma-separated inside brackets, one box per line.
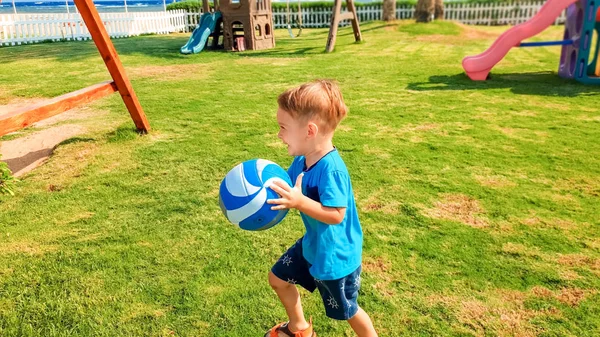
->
[268, 271, 291, 290]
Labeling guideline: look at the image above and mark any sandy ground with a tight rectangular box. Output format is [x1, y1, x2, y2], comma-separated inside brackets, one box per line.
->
[0, 99, 90, 177]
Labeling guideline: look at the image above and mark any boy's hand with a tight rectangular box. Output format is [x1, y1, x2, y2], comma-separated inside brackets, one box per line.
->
[267, 173, 305, 210]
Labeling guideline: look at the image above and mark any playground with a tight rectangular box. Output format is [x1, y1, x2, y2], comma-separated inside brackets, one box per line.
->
[1, 13, 600, 337]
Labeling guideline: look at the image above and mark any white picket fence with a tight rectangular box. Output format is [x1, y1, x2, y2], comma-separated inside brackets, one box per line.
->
[1, 1, 567, 47]
[0, 9, 188, 46]
[271, 1, 567, 29]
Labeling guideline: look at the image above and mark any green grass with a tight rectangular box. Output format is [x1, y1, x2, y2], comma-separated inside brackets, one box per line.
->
[1, 21, 600, 336]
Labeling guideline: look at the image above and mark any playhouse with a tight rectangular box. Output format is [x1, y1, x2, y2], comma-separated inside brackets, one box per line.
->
[180, 0, 275, 54]
[220, 0, 275, 51]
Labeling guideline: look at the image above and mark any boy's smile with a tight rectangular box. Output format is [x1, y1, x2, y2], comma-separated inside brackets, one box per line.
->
[277, 108, 308, 156]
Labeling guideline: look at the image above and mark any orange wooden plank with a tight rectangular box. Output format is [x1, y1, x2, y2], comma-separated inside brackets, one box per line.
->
[0, 81, 117, 137]
[74, 0, 151, 133]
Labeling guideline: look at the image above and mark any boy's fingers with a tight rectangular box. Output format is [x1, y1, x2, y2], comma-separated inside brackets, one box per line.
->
[271, 180, 291, 192]
[295, 173, 304, 187]
[267, 198, 284, 204]
[270, 184, 290, 197]
[271, 205, 287, 210]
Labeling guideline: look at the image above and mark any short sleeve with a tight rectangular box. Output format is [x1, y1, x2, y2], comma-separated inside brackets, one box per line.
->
[319, 171, 349, 208]
[287, 157, 301, 182]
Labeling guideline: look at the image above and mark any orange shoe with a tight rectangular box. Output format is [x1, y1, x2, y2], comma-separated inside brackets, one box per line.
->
[264, 318, 316, 337]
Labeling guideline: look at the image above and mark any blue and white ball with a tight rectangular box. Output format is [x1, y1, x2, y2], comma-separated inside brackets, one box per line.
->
[219, 159, 292, 231]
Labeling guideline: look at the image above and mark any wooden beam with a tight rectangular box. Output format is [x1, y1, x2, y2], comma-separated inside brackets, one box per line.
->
[325, 0, 343, 53]
[325, 0, 362, 53]
[74, 0, 151, 133]
[0, 81, 117, 137]
[338, 12, 355, 21]
[346, 0, 362, 43]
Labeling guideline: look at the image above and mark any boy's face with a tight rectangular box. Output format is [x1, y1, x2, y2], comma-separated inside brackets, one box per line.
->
[277, 108, 308, 156]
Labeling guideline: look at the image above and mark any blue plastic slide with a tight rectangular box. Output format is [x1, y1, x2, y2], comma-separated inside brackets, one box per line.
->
[180, 11, 221, 54]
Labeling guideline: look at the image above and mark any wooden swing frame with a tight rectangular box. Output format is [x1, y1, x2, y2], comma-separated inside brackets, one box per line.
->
[0, 0, 150, 137]
[325, 0, 362, 53]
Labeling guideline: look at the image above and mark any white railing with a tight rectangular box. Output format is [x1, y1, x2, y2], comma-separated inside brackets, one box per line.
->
[1, 1, 567, 47]
[0, 9, 188, 46]
[271, 1, 566, 28]
[442, 1, 567, 25]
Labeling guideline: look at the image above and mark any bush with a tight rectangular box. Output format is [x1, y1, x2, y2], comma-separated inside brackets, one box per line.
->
[0, 157, 16, 196]
[167, 0, 211, 11]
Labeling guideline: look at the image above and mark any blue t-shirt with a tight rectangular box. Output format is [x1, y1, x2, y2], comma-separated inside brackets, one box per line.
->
[287, 148, 363, 280]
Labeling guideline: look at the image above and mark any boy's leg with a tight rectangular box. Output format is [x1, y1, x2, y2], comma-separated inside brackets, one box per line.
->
[314, 266, 377, 337]
[348, 307, 377, 337]
[268, 271, 310, 332]
[268, 238, 317, 336]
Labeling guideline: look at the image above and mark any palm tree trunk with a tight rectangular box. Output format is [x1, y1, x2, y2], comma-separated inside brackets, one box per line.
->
[434, 0, 444, 20]
[383, 0, 396, 21]
[415, 0, 434, 23]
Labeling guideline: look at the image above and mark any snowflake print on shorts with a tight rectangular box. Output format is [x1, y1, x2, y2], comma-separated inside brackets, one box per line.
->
[287, 278, 297, 284]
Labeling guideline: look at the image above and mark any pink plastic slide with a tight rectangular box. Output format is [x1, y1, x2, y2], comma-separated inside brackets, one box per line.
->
[462, 0, 579, 80]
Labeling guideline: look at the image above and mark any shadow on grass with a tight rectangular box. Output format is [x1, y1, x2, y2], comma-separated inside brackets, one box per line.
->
[0, 34, 195, 64]
[408, 72, 600, 97]
[0, 23, 373, 64]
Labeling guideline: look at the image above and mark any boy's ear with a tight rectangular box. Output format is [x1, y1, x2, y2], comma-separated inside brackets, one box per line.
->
[307, 122, 319, 138]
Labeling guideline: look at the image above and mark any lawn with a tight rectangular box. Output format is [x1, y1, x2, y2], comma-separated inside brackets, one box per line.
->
[1, 20, 599, 336]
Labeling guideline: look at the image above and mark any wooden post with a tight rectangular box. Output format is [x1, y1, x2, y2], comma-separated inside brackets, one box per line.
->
[325, 0, 343, 53]
[325, 0, 361, 53]
[73, 0, 150, 133]
[347, 0, 362, 42]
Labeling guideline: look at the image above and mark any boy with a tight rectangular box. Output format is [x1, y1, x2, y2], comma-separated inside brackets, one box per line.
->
[265, 80, 378, 337]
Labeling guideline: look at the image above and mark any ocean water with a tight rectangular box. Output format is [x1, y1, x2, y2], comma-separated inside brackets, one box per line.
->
[0, 1, 172, 14]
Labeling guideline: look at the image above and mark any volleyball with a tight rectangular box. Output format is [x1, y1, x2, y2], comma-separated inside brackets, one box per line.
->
[219, 159, 292, 231]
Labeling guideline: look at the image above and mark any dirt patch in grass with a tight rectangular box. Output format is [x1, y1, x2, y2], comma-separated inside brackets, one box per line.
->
[557, 254, 600, 277]
[553, 177, 600, 197]
[501, 242, 543, 258]
[559, 270, 582, 280]
[0, 240, 57, 256]
[556, 288, 586, 306]
[425, 193, 488, 228]
[531, 285, 595, 307]
[129, 64, 213, 81]
[363, 255, 395, 297]
[557, 253, 599, 269]
[235, 57, 297, 66]
[0, 98, 109, 177]
[414, 23, 498, 45]
[1, 124, 87, 177]
[577, 114, 600, 122]
[363, 144, 391, 159]
[428, 293, 541, 336]
[360, 189, 401, 215]
[495, 126, 547, 143]
[474, 173, 517, 189]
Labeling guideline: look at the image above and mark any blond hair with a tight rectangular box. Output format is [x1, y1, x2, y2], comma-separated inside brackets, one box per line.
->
[277, 79, 348, 133]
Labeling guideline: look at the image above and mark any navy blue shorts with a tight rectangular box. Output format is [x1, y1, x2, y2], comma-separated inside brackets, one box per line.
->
[271, 238, 361, 320]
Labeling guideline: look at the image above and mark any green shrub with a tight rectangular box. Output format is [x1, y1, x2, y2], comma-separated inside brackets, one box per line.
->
[167, 0, 212, 11]
[0, 157, 16, 196]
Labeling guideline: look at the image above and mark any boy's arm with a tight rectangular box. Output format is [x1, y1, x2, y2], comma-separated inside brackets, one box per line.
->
[268, 173, 346, 225]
